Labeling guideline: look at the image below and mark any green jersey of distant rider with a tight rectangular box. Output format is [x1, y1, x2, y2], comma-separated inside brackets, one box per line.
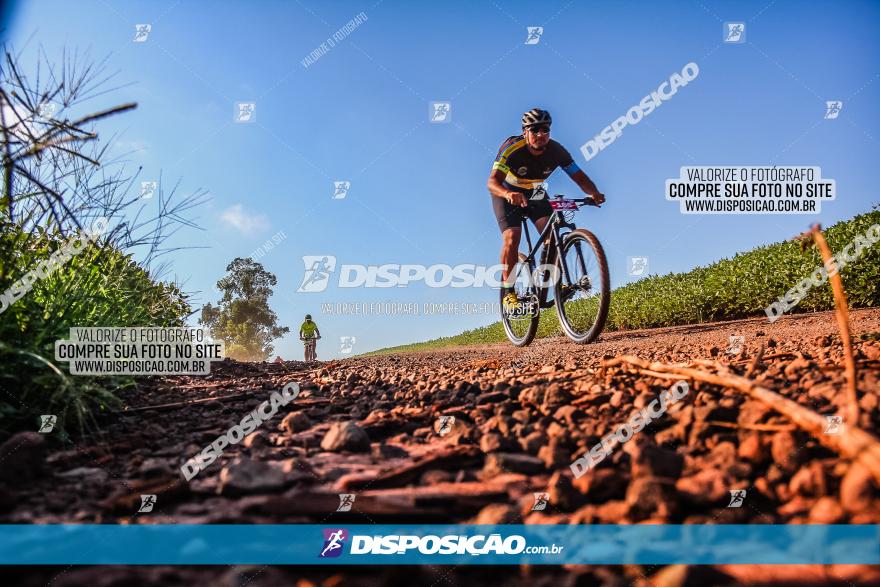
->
[300, 315, 320, 339]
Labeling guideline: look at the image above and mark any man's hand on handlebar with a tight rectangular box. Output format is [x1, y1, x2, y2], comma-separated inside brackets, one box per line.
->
[591, 192, 606, 206]
[506, 191, 528, 208]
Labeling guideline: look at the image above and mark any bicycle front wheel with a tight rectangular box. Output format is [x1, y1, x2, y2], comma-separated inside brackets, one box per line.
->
[554, 228, 610, 344]
[500, 253, 539, 347]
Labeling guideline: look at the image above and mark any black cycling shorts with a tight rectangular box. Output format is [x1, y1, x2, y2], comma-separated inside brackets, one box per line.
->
[492, 195, 553, 232]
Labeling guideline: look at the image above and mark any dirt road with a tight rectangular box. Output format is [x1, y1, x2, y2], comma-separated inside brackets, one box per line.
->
[2, 309, 879, 585]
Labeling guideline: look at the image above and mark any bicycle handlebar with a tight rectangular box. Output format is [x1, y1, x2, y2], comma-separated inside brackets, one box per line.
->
[553, 195, 602, 208]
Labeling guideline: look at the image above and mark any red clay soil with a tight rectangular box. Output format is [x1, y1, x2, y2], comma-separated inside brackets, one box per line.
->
[2, 308, 879, 586]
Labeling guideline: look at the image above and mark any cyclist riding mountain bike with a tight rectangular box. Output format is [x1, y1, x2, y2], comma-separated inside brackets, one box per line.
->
[487, 109, 605, 312]
[299, 314, 321, 362]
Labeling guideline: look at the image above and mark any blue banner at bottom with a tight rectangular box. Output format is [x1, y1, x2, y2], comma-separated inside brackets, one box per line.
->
[1, 524, 877, 565]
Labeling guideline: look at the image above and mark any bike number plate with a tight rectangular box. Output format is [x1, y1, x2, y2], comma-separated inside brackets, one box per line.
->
[549, 200, 578, 211]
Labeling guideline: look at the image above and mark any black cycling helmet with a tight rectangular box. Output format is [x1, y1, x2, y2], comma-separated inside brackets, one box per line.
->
[305, 314, 312, 320]
[522, 108, 552, 129]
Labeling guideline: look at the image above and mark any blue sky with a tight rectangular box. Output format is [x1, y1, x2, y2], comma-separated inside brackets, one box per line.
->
[7, 0, 880, 358]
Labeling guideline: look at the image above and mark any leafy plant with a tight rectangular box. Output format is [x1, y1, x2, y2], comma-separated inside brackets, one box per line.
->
[199, 258, 290, 362]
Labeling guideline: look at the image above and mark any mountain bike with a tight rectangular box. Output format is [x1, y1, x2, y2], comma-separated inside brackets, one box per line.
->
[500, 188, 610, 346]
[301, 335, 320, 362]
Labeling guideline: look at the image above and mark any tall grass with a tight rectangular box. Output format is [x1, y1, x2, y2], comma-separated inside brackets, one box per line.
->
[0, 46, 204, 439]
[0, 222, 192, 438]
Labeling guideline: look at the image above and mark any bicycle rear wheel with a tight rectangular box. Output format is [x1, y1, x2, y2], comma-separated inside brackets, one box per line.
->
[500, 253, 540, 347]
[554, 228, 610, 344]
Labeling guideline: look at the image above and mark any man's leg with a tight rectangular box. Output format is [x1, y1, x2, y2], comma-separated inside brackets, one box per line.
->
[500, 226, 521, 285]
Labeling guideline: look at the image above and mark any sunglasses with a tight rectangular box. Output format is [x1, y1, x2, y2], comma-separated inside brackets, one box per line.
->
[528, 126, 551, 135]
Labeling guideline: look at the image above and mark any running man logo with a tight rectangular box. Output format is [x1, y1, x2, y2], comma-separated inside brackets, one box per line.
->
[525, 26, 543, 45]
[319, 528, 348, 558]
[531, 492, 549, 511]
[727, 335, 745, 356]
[141, 181, 158, 199]
[235, 102, 256, 123]
[134, 24, 151, 42]
[727, 489, 746, 508]
[298, 256, 337, 292]
[339, 336, 356, 354]
[37, 102, 57, 120]
[628, 256, 649, 277]
[723, 22, 745, 43]
[434, 415, 455, 436]
[825, 101, 843, 120]
[138, 494, 157, 513]
[337, 494, 356, 512]
[430, 101, 451, 123]
[38, 415, 57, 433]
[333, 181, 351, 200]
[824, 415, 844, 435]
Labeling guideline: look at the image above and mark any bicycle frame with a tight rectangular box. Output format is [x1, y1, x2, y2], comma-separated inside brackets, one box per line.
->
[516, 197, 591, 302]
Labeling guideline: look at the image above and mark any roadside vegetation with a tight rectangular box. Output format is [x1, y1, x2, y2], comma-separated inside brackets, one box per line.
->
[199, 257, 290, 362]
[369, 208, 880, 355]
[0, 47, 204, 439]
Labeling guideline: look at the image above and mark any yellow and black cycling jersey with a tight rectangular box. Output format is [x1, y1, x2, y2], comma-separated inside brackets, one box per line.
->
[491, 134, 580, 192]
[300, 320, 319, 338]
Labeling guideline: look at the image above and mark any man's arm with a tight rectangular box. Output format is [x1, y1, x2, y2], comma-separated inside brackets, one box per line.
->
[570, 169, 605, 205]
[488, 169, 527, 207]
[557, 143, 605, 205]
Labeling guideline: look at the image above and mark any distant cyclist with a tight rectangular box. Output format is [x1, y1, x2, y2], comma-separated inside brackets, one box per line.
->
[299, 314, 321, 362]
[487, 108, 605, 313]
